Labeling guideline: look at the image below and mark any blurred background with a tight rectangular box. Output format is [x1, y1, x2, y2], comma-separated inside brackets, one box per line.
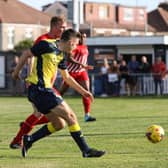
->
[1, 0, 168, 97]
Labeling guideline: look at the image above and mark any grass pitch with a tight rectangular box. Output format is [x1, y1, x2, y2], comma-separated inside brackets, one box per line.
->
[0, 96, 168, 168]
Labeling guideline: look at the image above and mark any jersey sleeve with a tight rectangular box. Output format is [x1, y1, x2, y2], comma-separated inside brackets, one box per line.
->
[58, 58, 67, 70]
[30, 41, 49, 57]
[34, 36, 41, 45]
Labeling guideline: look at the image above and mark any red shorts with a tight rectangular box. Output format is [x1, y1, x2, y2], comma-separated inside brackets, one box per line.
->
[69, 70, 89, 82]
[62, 70, 89, 87]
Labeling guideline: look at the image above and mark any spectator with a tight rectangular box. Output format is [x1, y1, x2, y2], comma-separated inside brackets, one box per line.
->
[107, 60, 120, 96]
[127, 55, 139, 96]
[152, 56, 167, 95]
[99, 57, 109, 97]
[117, 54, 124, 66]
[119, 60, 129, 95]
[139, 56, 151, 95]
[10, 56, 22, 96]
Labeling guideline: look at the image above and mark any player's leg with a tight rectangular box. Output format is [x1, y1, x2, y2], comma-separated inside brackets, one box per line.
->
[60, 72, 95, 121]
[22, 101, 105, 157]
[21, 103, 66, 157]
[10, 86, 61, 149]
[21, 86, 66, 156]
[34, 115, 49, 125]
[49, 101, 104, 157]
[9, 109, 42, 149]
[77, 71, 96, 122]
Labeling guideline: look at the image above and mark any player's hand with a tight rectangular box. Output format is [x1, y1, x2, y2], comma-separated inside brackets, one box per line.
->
[83, 91, 94, 102]
[82, 64, 94, 70]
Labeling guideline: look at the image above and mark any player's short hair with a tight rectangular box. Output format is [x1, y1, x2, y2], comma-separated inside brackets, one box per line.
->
[61, 29, 80, 42]
[50, 16, 65, 27]
[78, 33, 86, 45]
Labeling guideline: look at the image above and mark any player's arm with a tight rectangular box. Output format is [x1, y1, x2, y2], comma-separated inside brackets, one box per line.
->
[103, 57, 110, 69]
[60, 69, 94, 101]
[67, 53, 93, 70]
[12, 49, 33, 80]
[28, 56, 35, 75]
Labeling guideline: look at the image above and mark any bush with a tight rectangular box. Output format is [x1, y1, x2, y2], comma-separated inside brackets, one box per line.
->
[14, 39, 33, 53]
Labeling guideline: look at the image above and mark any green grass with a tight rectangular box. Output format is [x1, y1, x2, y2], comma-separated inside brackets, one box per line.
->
[0, 96, 168, 168]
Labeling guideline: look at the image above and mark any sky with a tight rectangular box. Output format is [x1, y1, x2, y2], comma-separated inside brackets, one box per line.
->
[18, 0, 164, 12]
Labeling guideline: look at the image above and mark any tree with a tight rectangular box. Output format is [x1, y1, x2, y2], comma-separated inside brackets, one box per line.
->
[14, 39, 33, 53]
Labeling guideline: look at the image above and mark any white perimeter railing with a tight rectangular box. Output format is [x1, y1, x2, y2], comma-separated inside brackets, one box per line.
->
[89, 73, 168, 96]
[2, 73, 168, 96]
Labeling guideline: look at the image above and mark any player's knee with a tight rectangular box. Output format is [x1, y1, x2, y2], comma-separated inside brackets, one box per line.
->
[65, 111, 77, 124]
[52, 120, 66, 131]
[33, 111, 43, 118]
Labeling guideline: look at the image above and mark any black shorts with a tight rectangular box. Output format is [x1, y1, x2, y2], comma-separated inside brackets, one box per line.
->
[28, 84, 63, 114]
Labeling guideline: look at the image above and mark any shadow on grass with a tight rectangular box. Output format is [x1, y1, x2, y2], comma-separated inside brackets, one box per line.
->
[4, 154, 79, 160]
[100, 115, 168, 120]
[95, 95, 168, 99]
[49, 132, 145, 138]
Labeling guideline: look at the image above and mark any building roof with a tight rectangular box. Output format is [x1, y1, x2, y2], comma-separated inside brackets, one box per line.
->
[86, 35, 168, 46]
[87, 20, 155, 32]
[0, 0, 51, 25]
[148, 2, 168, 32]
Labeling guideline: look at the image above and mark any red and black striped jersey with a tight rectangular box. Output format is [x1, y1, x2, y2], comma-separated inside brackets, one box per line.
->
[67, 45, 88, 73]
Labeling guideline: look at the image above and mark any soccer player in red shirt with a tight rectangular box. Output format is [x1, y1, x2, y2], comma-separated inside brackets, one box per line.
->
[59, 33, 96, 122]
[9, 16, 66, 149]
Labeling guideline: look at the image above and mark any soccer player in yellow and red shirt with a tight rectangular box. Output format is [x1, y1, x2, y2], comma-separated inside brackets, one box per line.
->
[12, 28, 105, 158]
[10, 16, 66, 149]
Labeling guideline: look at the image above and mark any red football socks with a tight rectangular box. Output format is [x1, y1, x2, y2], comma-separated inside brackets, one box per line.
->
[12, 114, 39, 144]
[35, 115, 49, 125]
[82, 97, 91, 114]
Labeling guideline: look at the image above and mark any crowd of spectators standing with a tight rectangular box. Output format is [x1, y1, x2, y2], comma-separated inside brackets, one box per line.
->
[95, 55, 167, 97]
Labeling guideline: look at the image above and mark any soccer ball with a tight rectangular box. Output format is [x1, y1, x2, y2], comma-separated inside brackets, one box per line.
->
[146, 125, 165, 143]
